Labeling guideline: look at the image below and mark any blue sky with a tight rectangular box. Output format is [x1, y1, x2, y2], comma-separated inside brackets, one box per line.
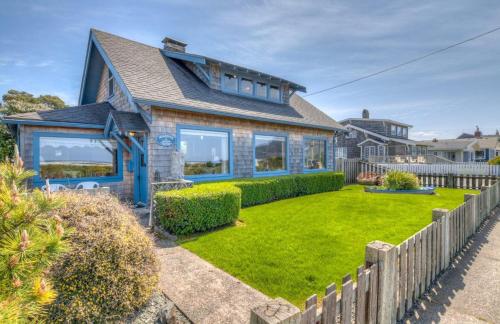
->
[0, 0, 499, 139]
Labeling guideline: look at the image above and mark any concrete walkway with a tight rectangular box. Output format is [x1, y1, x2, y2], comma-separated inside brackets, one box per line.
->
[154, 238, 271, 324]
[134, 208, 270, 323]
[407, 206, 500, 324]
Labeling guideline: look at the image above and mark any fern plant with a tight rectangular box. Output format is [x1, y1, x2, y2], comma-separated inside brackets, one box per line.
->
[0, 147, 69, 322]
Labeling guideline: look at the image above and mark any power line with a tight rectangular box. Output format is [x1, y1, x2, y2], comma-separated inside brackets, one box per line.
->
[304, 27, 500, 97]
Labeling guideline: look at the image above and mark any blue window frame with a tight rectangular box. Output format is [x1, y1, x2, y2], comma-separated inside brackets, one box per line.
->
[32, 132, 123, 186]
[176, 124, 233, 182]
[107, 68, 114, 98]
[303, 136, 328, 173]
[253, 132, 289, 177]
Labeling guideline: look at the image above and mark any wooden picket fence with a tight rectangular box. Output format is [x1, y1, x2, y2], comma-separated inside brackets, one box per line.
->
[251, 181, 500, 324]
[360, 161, 498, 190]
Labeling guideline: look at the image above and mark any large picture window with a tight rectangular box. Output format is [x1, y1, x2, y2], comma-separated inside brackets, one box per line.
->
[304, 138, 326, 170]
[178, 127, 231, 179]
[36, 134, 120, 182]
[254, 134, 287, 174]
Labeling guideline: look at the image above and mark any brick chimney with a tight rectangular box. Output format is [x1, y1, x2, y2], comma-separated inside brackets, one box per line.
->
[474, 125, 482, 138]
[162, 37, 187, 53]
[362, 109, 370, 119]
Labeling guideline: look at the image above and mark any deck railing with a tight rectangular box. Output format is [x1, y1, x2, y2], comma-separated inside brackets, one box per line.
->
[251, 181, 500, 324]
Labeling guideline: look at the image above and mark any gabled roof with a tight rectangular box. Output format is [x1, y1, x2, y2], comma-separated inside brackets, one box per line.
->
[1, 102, 113, 128]
[345, 124, 419, 145]
[417, 138, 476, 151]
[109, 110, 149, 133]
[339, 118, 412, 128]
[83, 29, 344, 132]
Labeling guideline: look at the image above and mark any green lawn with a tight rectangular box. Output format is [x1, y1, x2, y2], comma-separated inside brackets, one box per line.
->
[180, 185, 477, 307]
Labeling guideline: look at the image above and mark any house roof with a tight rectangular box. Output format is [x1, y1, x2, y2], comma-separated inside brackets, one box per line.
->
[345, 124, 420, 145]
[109, 110, 149, 133]
[473, 137, 500, 150]
[417, 138, 476, 151]
[89, 29, 344, 132]
[339, 118, 412, 128]
[1, 102, 113, 128]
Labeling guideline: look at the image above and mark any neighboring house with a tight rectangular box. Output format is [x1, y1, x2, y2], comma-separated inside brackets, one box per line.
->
[1, 29, 345, 204]
[419, 128, 500, 162]
[336, 109, 427, 160]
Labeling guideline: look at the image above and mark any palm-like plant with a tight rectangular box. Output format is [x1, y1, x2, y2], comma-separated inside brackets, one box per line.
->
[0, 147, 69, 322]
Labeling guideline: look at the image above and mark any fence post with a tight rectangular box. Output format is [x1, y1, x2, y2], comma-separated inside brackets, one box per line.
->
[250, 298, 301, 324]
[432, 209, 450, 269]
[365, 240, 397, 324]
[464, 194, 477, 234]
[481, 186, 491, 214]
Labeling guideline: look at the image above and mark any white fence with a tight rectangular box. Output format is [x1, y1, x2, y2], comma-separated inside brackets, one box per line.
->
[378, 163, 500, 176]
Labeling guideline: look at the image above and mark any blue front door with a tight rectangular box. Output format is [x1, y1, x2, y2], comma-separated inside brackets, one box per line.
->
[132, 137, 148, 205]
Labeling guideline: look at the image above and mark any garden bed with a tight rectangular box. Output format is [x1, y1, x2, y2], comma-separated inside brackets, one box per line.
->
[180, 184, 478, 307]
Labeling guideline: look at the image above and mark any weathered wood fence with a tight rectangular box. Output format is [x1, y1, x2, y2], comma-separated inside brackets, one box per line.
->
[359, 162, 498, 190]
[335, 158, 361, 184]
[251, 181, 500, 324]
[377, 162, 500, 176]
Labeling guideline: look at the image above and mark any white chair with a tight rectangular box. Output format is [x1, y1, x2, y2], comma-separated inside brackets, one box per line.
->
[41, 183, 68, 192]
[75, 181, 100, 190]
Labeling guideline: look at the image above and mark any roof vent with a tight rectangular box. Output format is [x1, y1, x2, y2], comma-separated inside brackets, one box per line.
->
[162, 37, 187, 53]
[362, 109, 370, 119]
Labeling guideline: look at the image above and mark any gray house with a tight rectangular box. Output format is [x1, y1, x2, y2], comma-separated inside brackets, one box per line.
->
[418, 127, 500, 162]
[1, 29, 344, 204]
[336, 109, 427, 160]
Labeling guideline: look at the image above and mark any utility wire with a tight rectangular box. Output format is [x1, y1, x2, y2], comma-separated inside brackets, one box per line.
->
[304, 27, 500, 97]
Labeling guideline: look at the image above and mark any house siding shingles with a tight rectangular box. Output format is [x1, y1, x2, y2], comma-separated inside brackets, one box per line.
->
[96, 63, 135, 112]
[19, 125, 134, 199]
[148, 107, 335, 183]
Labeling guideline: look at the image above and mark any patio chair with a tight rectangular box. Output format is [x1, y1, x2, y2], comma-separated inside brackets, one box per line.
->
[75, 181, 100, 190]
[41, 183, 68, 192]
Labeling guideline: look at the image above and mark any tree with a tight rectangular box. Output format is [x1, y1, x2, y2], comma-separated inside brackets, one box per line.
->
[0, 148, 69, 321]
[0, 90, 67, 161]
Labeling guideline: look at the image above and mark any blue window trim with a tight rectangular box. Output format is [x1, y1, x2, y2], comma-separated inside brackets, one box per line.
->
[176, 124, 234, 182]
[303, 136, 329, 173]
[32, 131, 124, 187]
[253, 131, 290, 177]
[220, 69, 282, 104]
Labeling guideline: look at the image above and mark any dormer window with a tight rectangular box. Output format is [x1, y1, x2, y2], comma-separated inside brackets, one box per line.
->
[107, 68, 114, 98]
[221, 69, 283, 103]
[240, 78, 253, 95]
[269, 85, 280, 101]
[256, 82, 267, 98]
[223, 73, 238, 92]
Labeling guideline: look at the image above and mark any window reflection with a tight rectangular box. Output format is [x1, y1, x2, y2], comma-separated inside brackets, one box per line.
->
[255, 135, 286, 172]
[39, 137, 118, 179]
[180, 129, 230, 176]
[304, 139, 326, 170]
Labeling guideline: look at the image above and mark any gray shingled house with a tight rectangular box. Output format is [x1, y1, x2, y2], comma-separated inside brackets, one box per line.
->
[1, 29, 344, 204]
[336, 109, 427, 160]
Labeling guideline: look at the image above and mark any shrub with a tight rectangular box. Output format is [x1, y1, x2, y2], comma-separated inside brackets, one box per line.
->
[155, 183, 241, 235]
[356, 172, 383, 186]
[0, 151, 69, 322]
[232, 172, 344, 207]
[383, 170, 420, 190]
[488, 156, 500, 165]
[48, 192, 159, 322]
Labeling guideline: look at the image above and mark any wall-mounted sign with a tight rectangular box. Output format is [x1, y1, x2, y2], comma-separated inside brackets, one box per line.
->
[156, 134, 176, 148]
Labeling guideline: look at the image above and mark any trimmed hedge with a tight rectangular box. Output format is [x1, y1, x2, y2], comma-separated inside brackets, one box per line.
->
[232, 172, 344, 207]
[155, 172, 344, 235]
[155, 183, 241, 235]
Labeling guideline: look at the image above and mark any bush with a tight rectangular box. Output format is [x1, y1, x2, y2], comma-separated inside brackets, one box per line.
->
[155, 183, 241, 235]
[0, 151, 69, 322]
[383, 170, 420, 190]
[356, 172, 383, 186]
[488, 156, 500, 165]
[232, 172, 344, 207]
[48, 192, 159, 322]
